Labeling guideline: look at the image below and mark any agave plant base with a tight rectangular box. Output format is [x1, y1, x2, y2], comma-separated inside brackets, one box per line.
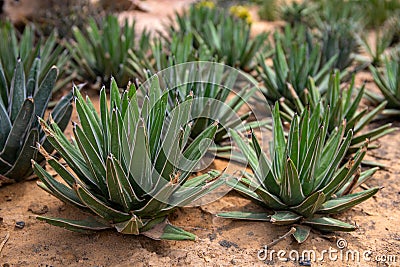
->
[36, 215, 196, 240]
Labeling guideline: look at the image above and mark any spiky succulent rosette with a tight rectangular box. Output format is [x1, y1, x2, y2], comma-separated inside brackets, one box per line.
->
[218, 102, 380, 243]
[0, 57, 72, 186]
[32, 78, 224, 240]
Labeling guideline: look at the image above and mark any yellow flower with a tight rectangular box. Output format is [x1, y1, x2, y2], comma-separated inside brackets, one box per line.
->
[229, 5, 253, 24]
[195, 1, 215, 9]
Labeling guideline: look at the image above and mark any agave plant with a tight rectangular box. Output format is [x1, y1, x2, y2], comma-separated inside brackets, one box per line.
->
[258, 33, 336, 107]
[156, 63, 264, 149]
[67, 15, 150, 87]
[0, 58, 72, 186]
[128, 33, 212, 81]
[32, 78, 224, 239]
[369, 53, 400, 114]
[167, 3, 270, 72]
[0, 21, 71, 92]
[358, 28, 396, 67]
[218, 102, 380, 243]
[316, 20, 360, 72]
[279, 72, 395, 154]
[281, 1, 315, 26]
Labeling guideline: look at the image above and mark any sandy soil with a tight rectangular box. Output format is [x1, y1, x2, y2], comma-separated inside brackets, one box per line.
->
[1, 1, 400, 266]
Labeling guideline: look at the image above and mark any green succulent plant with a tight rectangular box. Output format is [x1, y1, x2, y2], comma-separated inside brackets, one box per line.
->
[281, 1, 315, 26]
[32, 78, 224, 240]
[0, 57, 72, 186]
[67, 15, 150, 87]
[279, 72, 395, 154]
[167, 3, 270, 72]
[317, 21, 360, 72]
[258, 34, 336, 107]
[128, 33, 212, 81]
[369, 53, 400, 114]
[0, 21, 71, 93]
[358, 26, 397, 67]
[218, 102, 380, 243]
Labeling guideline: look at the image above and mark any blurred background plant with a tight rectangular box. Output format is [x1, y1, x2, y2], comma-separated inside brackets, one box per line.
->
[0, 21, 71, 94]
[368, 51, 400, 116]
[167, 2, 270, 72]
[66, 14, 150, 88]
[29, 0, 105, 39]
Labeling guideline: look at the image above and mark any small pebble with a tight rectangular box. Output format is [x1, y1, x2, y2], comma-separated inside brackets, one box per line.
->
[15, 221, 25, 229]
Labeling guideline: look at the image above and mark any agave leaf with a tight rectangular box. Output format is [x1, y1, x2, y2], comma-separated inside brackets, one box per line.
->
[0, 99, 11, 149]
[106, 155, 141, 212]
[270, 211, 302, 225]
[293, 225, 311, 243]
[315, 129, 353, 190]
[74, 89, 102, 153]
[4, 129, 38, 181]
[299, 125, 323, 195]
[303, 217, 356, 232]
[280, 158, 304, 206]
[292, 191, 325, 218]
[148, 91, 168, 161]
[179, 122, 218, 181]
[250, 131, 280, 195]
[33, 66, 58, 119]
[315, 122, 346, 180]
[154, 94, 193, 178]
[287, 113, 299, 169]
[339, 167, 378, 193]
[167, 171, 223, 207]
[100, 87, 110, 154]
[38, 120, 92, 185]
[0, 63, 8, 106]
[76, 184, 131, 223]
[26, 57, 40, 97]
[43, 150, 77, 188]
[351, 124, 396, 146]
[0, 98, 34, 163]
[8, 59, 26, 122]
[354, 101, 387, 134]
[217, 211, 271, 221]
[51, 90, 74, 119]
[142, 219, 196, 241]
[135, 182, 176, 217]
[73, 124, 106, 192]
[226, 177, 264, 204]
[37, 216, 111, 233]
[114, 215, 143, 235]
[33, 161, 85, 208]
[272, 103, 285, 179]
[319, 187, 380, 214]
[127, 121, 153, 192]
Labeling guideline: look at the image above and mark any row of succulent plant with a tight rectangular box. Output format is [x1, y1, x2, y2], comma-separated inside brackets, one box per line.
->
[26, 75, 380, 242]
[0, 0, 396, 245]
